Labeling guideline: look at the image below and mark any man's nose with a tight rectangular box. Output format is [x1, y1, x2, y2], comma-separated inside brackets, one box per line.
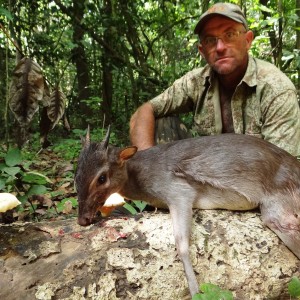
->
[215, 38, 226, 51]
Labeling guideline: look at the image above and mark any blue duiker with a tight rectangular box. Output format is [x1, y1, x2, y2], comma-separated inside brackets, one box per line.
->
[75, 127, 300, 297]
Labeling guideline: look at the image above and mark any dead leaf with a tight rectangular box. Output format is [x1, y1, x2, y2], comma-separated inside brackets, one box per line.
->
[9, 57, 45, 125]
[62, 200, 73, 214]
[105, 226, 128, 242]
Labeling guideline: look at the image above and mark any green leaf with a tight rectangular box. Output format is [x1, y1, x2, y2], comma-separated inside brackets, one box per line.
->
[18, 194, 28, 204]
[192, 294, 203, 300]
[282, 54, 294, 61]
[288, 277, 300, 297]
[0, 7, 13, 20]
[63, 197, 78, 207]
[123, 202, 138, 215]
[196, 283, 233, 300]
[22, 171, 52, 185]
[192, 293, 214, 300]
[5, 148, 22, 167]
[56, 202, 64, 212]
[200, 283, 220, 293]
[218, 291, 234, 300]
[0, 178, 5, 190]
[3, 166, 21, 177]
[50, 190, 65, 197]
[132, 200, 147, 212]
[0, 162, 6, 171]
[27, 185, 47, 197]
[56, 198, 78, 212]
[258, 4, 273, 13]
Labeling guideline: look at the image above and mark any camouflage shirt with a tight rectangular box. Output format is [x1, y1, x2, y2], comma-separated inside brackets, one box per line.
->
[150, 56, 300, 157]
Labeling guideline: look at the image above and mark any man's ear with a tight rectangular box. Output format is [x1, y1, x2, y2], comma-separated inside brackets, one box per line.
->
[245, 30, 254, 50]
[198, 44, 205, 59]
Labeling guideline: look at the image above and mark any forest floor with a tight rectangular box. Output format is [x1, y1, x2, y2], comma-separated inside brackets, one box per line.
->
[0, 143, 80, 224]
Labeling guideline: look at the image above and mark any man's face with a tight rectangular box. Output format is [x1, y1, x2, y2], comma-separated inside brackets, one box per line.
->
[198, 16, 253, 76]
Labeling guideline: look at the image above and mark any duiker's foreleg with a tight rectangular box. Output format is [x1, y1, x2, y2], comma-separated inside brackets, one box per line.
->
[261, 199, 300, 259]
[169, 203, 199, 296]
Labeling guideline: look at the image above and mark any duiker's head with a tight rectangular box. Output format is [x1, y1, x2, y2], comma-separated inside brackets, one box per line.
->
[75, 127, 137, 226]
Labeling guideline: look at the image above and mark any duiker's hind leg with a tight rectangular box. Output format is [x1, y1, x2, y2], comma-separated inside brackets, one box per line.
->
[169, 203, 199, 296]
[260, 199, 300, 259]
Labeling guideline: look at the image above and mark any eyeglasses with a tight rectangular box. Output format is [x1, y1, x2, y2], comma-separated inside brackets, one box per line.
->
[200, 30, 246, 51]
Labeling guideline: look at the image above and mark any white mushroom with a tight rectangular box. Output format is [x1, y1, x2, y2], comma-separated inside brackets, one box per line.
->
[0, 193, 21, 213]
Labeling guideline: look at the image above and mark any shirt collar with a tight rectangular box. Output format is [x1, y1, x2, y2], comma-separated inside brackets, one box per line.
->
[241, 56, 257, 87]
[204, 55, 257, 87]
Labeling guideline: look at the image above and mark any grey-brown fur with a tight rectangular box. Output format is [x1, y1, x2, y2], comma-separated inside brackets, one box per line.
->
[75, 132, 300, 297]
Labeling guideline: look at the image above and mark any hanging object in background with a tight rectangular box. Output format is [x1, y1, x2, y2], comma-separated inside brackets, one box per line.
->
[39, 85, 67, 148]
[9, 57, 50, 147]
[8, 57, 68, 148]
[47, 86, 66, 129]
[9, 57, 47, 124]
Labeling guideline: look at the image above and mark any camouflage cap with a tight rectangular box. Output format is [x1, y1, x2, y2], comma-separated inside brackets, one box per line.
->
[194, 3, 248, 35]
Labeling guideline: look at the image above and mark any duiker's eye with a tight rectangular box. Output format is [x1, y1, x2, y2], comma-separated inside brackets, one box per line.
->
[98, 174, 107, 185]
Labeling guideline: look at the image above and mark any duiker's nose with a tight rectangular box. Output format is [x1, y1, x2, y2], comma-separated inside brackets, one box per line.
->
[77, 216, 92, 226]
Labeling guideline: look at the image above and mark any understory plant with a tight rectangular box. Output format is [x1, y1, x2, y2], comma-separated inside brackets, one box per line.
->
[192, 283, 233, 300]
[288, 277, 300, 299]
[192, 277, 300, 300]
[0, 147, 50, 212]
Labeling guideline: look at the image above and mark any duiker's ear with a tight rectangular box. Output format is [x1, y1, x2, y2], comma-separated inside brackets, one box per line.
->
[81, 126, 91, 148]
[103, 125, 111, 149]
[119, 146, 138, 161]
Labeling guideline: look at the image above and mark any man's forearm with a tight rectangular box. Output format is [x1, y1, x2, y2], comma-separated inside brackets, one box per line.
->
[129, 102, 156, 150]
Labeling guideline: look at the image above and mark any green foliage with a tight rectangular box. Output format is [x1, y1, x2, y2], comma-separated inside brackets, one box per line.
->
[0, 6, 13, 21]
[192, 283, 233, 300]
[55, 197, 78, 213]
[53, 138, 82, 161]
[81, 96, 102, 111]
[5, 148, 22, 166]
[90, 127, 118, 145]
[0, 148, 50, 206]
[123, 200, 147, 215]
[288, 277, 300, 298]
[191, 278, 300, 299]
[52, 128, 85, 161]
[0, 0, 299, 224]
[22, 171, 52, 185]
[52, 127, 117, 161]
[1, 0, 299, 143]
[26, 185, 48, 198]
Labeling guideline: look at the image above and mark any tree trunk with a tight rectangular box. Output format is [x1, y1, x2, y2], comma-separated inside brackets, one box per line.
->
[72, 1, 92, 127]
[155, 116, 191, 144]
[100, 0, 115, 126]
[259, 0, 279, 65]
[1, 210, 299, 300]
